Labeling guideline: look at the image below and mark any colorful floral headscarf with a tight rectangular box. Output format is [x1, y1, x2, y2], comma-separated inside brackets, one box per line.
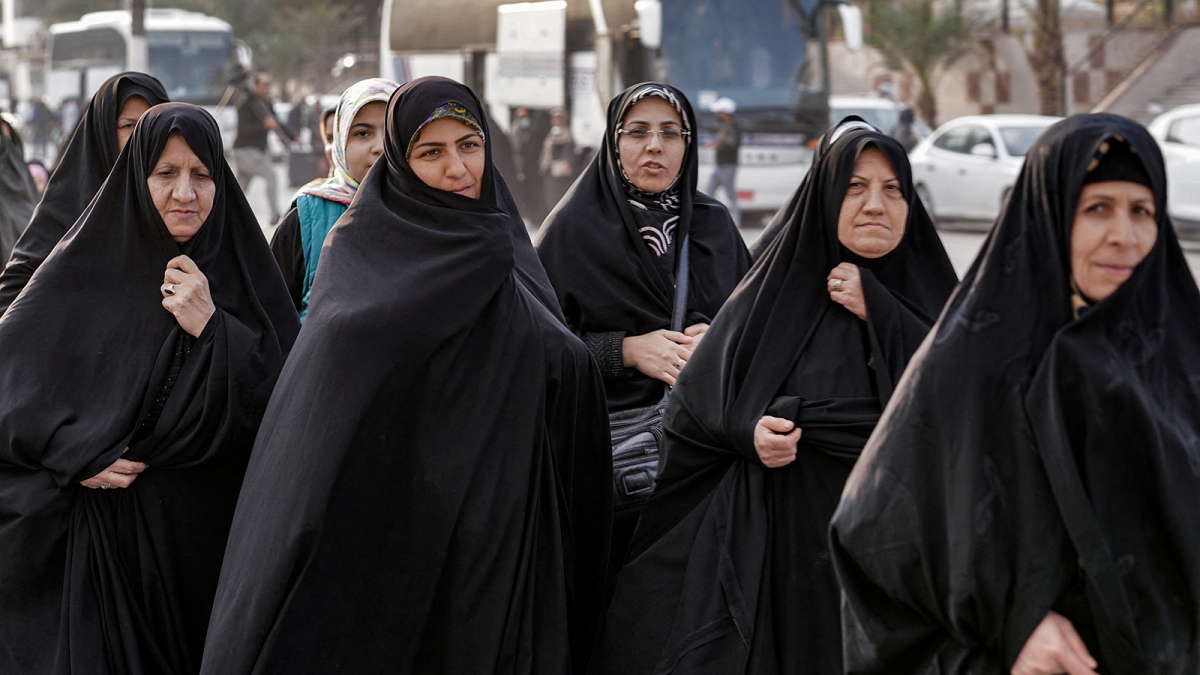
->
[405, 102, 485, 161]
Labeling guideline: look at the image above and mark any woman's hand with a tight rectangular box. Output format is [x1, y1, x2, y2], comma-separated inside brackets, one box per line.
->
[683, 323, 710, 352]
[1011, 611, 1098, 675]
[827, 262, 867, 321]
[623, 329, 694, 386]
[162, 255, 216, 337]
[80, 458, 148, 490]
[753, 416, 801, 468]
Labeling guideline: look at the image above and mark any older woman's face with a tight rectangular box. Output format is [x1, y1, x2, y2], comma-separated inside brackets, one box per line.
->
[1070, 180, 1157, 302]
[148, 133, 215, 243]
[117, 96, 151, 151]
[408, 117, 486, 199]
[837, 147, 908, 258]
[618, 96, 687, 194]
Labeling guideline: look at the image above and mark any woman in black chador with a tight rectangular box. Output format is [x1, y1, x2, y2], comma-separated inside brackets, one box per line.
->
[0, 102, 299, 673]
[591, 120, 958, 674]
[536, 82, 751, 569]
[831, 114, 1200, 674]
[0, 72, 169, 313]
[200, 77, 612, 675]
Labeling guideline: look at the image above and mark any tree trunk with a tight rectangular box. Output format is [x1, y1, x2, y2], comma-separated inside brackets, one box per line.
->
[1025, 0, 1065, 116]
[916, 80, 938, 129]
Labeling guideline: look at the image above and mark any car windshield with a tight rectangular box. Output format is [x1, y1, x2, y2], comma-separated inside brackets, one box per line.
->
[661, 0, 819, 110]
[998, 125, 1050, 157]
[831, 105, 899, 134]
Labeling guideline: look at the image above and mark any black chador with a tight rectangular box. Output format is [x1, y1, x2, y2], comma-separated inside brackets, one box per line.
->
[0, 103, 298, 674]
[0, 72, 169, 312]
[831, 114, 1200, 673]
[200, 77, 612, 675]
[591, 122, 957, 673]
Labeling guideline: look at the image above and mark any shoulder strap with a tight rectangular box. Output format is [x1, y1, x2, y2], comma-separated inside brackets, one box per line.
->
[671, 235, 690, 333]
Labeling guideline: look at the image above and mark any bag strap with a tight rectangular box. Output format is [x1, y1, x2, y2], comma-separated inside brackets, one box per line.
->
[671, 235, 690, 333]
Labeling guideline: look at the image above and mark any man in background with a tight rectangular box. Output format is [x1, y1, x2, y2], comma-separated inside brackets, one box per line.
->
[706, 97, 740, 226]
[231, 72, 285, 223]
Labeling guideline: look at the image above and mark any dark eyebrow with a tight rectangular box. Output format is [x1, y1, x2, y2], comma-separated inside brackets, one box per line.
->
[623, 118, 681, 127]
[413, 132, 481, 150]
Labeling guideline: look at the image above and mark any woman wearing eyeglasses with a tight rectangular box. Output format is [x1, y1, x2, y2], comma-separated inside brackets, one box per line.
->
[536, 83, 751, 573]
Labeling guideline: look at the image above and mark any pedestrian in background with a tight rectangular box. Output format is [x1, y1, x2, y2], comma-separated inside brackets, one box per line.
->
[508, 105, 544, 220]
[270, 77, 399, 319]
[536, 82, 751, 576]
[26, 97, 57, 159]
[832, 114, 1200, 673]
[540, 106, 578, 211]
[0, 72, 169, 314]
[231, 72, 285, 223]
[888, 106, 920, 153]
[202, 77, 611, 674]
[706, 96, 741, 225]
[0, 102, 297, 674]
[591, 118, 956, 674]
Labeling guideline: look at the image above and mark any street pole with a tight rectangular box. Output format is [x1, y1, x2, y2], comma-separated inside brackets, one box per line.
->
[588, 0, 612, 108]
[128, 0, 148, 74]
[2, 0, 14, 51]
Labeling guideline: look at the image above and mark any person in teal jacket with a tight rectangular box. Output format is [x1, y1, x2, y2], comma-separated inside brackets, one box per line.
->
[270, 78, 399, 319]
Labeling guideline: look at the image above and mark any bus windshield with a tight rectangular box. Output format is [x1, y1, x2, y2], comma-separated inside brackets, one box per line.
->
[660, 0, 820, 111]
[148, 31, 232, 105]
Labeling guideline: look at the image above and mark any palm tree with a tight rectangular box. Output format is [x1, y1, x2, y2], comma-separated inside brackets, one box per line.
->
[1021, 0, 1065, 116]
[864, 0, 982, 127]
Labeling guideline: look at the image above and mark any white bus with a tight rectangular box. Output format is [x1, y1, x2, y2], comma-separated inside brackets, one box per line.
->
[381, 0, 861, 220]
[45, 9, 237, 108]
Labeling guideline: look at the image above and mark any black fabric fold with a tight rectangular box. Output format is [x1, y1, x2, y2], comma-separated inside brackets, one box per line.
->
[0, 118, 38, 262]
[590, 121, 957, 674]
[0, 102, 298, 674]
[830, 113, 1200, 673]
[535, 82, 750, 412]
[0, 72, 169, 313]
[200, 76, 611, 675]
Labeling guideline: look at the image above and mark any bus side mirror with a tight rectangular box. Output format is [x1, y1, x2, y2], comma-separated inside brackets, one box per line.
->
[837, 3, 863, 51]
[635, 0, 662, 50]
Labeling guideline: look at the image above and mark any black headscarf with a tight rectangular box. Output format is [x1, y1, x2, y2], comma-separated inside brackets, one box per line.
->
[536, 82, 751, 410]
[0, 102, 298, 673]
[831, 114, 1200, 673]
[201, 77, 611, 674]
[0, 72, 169, 313]
[0, 117, 38, 261]
[591, 121, 958, 673]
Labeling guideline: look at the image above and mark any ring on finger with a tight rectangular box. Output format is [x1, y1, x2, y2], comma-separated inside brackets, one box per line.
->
[831, 279, 844, 292]
[163, 283, 175, 296]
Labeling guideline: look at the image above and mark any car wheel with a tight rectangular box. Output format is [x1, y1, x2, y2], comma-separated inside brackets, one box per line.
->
[916, 183, 937, 225]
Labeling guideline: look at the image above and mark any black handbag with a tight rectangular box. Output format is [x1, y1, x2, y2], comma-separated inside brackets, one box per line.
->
[610, 236, 689, 510]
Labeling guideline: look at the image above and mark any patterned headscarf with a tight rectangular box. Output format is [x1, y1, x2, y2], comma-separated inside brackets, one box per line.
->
[608, 85, 693, 255]
[404, 102, 485, 161]
[301, 78, 400, 204]
[612, 84, 691, 214]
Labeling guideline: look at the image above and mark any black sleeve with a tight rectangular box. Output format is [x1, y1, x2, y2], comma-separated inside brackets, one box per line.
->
[269, 208, 305, 314]
[582, 330, 627, 379]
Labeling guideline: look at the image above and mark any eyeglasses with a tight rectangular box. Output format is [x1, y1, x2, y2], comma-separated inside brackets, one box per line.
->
[617, 127, 690, 143]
